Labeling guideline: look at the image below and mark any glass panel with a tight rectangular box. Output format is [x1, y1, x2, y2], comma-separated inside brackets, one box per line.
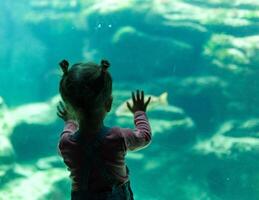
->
[0, 0, 258, 199]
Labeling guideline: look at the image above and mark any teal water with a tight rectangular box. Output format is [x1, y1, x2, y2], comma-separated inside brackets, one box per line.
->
[0, 0, 259, 199]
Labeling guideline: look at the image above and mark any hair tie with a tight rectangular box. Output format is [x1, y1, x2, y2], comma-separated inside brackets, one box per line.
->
[91, 59, 110, 94]
[59, 60, 69, 76]
[100, 59, 110, 74]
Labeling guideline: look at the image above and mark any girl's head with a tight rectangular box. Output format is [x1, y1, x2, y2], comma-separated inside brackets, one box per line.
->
[59, 59, 113, 125]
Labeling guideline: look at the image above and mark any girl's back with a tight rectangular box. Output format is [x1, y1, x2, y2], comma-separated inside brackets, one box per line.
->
[57, 59, 152, 200]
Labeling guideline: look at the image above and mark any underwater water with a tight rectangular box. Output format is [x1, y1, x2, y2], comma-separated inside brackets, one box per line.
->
[1, 0, 259, 199]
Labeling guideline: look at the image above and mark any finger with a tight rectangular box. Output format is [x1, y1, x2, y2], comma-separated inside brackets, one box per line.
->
[132, 92, 136, 104]
[57, 105, 65, 115]
[136, 90, 140, 101]
[144, 96, 152, 108]
[59, 101, 66, 110]
[58, 102, 64, 111]
[141, 90, 144, 102]
[57, 112, 64, 119]
[126, 101, 133, 112]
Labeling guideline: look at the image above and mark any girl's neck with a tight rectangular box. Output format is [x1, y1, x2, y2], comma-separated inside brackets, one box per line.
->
[79, 119, 104, 134]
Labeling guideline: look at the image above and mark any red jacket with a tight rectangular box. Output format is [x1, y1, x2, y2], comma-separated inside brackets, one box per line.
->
[58, 111, 152, 193]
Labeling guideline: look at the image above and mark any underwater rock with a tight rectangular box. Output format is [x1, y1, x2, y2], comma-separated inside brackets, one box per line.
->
[203, 34, 259, 75]
[0, 95, 60, 166]
[16, 0, 259, 85]
[23, 0, 205, 80]
[155, 76, 230, 131]
[150, 117, 194, 135]
[0, 97, 15, 137]
[154, 0, 259, 36]
[0, 166, 68, 200]
[109, 25, 195, 79]
[194, 119, 259, 157]
[36, 156, 64, 170]
[177, 76, 228, 96]
[194, 133, 259, 158]
[0, 97, 17, 166]
[3, 95, 60, 137]
[7, 0, 259, 84]
[203, 34, 259, 117]
[186, 118, 259, 200]
[223, 119, 259, 138]
[11, 95, 60, 126]
[0, 135, 15, 165]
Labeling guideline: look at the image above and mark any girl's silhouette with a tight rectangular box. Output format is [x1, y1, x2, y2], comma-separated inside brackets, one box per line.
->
[57, 59, 152, 200]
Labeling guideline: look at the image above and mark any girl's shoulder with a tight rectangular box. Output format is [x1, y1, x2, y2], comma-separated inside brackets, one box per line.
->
[58, 131, 80, 154]
[105, 126, 122, 140]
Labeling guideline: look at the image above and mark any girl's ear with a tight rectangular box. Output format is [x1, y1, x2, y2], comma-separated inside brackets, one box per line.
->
[105, 96, 113, 112]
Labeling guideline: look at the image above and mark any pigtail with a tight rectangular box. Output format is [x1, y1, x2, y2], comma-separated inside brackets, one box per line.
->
[99, 59, 110, 84]
[90, 59, 111, 95]
[59, 59, 70, 103]
[59, 59, 69, 76]
[100, 59, 110, 74]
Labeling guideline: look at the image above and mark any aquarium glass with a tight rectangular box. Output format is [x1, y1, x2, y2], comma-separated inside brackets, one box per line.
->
[0, 0, 259, 199]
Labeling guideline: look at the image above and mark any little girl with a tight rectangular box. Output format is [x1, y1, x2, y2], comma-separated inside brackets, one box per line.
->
[57, 59, 152, 200]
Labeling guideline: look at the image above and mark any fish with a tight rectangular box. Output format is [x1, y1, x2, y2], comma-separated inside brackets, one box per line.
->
[115, 92, 169, 117]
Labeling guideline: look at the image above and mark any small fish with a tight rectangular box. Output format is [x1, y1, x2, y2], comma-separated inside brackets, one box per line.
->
[115, 92, 169, 117]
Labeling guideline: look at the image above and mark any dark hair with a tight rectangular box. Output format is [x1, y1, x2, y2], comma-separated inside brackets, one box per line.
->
[59, 59, 112, 119]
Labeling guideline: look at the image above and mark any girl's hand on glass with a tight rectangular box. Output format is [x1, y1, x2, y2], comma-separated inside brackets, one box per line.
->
[57, 101, 76, 121]
[127, 90, 151, 113]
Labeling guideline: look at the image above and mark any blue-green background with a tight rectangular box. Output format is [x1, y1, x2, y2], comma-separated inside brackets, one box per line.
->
[0, 0, 259, 199]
